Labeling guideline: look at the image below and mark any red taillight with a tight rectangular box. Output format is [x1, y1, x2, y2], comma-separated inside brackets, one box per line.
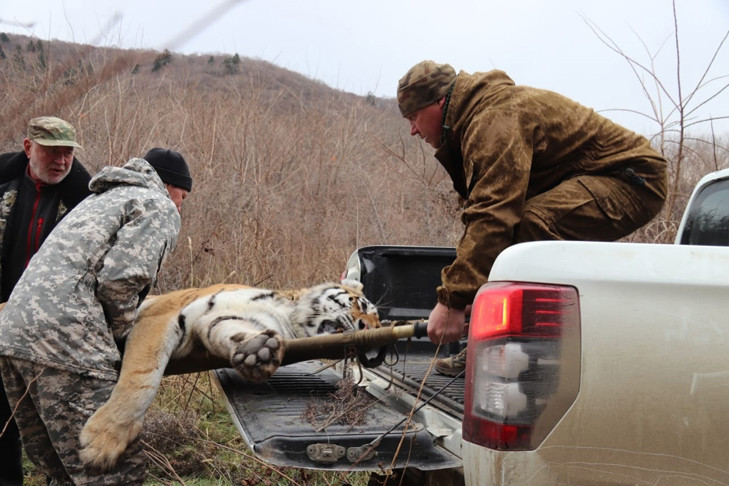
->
[470, 422, 534, 450]
[463, 282, 580, 451]
[470, 286, 568, 339]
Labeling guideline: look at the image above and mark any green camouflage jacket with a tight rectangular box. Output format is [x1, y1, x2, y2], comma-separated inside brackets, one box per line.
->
[0, 158, 180, 379]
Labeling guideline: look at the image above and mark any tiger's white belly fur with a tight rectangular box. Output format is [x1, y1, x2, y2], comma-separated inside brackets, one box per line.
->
[78, 280, 379, 471]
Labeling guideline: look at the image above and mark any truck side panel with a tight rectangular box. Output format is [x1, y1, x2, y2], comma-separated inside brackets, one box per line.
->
[464, 241, 729, 485]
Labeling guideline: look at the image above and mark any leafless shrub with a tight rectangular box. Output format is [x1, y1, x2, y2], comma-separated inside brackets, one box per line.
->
[583, 0, 729, 242]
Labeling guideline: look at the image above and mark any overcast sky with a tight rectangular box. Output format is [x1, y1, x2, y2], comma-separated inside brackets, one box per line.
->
[1, 0, 728, 136]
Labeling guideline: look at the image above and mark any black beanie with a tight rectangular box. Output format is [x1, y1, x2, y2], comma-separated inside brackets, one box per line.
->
[143, 148, 192, 192]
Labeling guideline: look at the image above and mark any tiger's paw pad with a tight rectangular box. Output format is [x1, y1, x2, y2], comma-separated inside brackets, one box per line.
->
[231, 330, 283, 382]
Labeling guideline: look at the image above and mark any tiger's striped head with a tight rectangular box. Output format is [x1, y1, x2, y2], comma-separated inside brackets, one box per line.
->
[289, 280, 380, 338]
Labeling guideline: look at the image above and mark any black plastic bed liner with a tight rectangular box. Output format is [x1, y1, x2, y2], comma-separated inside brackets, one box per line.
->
[214, 357, 462, 471]
[368, 348, 465, 418]
[351, 244, 466, 417]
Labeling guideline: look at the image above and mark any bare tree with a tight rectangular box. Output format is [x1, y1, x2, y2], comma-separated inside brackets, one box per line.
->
[582, 0, 729, 220]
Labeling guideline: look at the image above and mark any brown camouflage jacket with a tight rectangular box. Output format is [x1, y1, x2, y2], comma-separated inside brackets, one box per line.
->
[0, 158, 180, 379]
[435, 70, 666, 309]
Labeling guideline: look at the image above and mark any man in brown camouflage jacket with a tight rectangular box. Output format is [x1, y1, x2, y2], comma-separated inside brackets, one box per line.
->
[397, 60, 667, 376]
[0, 154, 189, 484]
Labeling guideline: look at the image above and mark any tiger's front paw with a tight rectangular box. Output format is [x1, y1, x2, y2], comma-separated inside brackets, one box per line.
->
[79, 405, 142, 472]
[231, 329, 284, 382]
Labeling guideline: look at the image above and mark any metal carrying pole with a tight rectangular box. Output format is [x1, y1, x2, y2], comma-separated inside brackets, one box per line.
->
[282, 321, 427, 365]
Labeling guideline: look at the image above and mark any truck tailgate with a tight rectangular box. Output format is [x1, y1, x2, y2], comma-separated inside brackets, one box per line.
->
[213, 359, 462, 471]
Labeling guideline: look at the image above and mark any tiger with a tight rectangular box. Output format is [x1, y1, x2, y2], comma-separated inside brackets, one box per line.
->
[77, 279, 380, 471]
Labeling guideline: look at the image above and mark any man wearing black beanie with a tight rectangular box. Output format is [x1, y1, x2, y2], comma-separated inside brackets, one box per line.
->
[143, 148, 192, 212]
[0, 156, 180, 484]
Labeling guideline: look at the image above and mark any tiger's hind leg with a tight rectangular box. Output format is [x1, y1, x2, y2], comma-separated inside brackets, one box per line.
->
[79, 303, 183, 471]
[79, 285, 289, 470]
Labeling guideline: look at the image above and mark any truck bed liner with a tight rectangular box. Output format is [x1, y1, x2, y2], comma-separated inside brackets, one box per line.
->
[368, 351, 464, 418]
[214, 359, 462, 471]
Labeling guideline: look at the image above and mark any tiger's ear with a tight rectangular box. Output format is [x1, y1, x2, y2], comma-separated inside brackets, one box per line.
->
[340, 279, 363, 292]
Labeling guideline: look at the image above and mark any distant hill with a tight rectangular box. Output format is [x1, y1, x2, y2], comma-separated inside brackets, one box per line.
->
[0, 32, 399, 147]
[0, 32, 454, 290]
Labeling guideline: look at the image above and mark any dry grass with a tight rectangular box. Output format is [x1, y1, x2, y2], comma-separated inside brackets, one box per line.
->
[5, 32, 447, 485]
[0, 33, 460, 294]
[302, 375, 378, 432]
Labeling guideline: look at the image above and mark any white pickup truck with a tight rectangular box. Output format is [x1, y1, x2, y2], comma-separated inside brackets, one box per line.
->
[216, 167, 729, 485]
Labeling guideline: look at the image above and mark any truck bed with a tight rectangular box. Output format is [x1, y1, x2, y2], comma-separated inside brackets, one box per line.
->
[213, 245, 466, 472]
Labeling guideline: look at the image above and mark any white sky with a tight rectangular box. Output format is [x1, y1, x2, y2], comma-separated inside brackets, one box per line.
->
[1, 0, 728, 136]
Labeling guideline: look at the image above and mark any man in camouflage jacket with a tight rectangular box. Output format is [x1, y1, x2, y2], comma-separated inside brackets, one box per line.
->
[0, 116, 91, 486]
[397, 61, 667, 376]
[0, 157, 182, 484]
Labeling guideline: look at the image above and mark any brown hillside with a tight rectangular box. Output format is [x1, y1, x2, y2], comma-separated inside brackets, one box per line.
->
[0, 33, 460, 291]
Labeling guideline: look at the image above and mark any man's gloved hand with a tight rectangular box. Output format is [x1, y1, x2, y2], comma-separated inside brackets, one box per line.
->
[427, 302, 466, 344]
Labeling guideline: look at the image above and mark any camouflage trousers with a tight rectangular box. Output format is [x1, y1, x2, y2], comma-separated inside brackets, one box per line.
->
[0, 358, 146, 485]
[514, 170, 667, 242]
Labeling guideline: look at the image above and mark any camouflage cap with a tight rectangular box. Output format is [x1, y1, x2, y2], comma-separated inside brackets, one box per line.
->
[27, 116, 81, 149]
[397, 60, 456, 117]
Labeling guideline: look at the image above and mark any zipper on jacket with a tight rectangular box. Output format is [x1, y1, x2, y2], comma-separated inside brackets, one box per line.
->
[25, 181, 44, 267]
[34, 217, 45, 254]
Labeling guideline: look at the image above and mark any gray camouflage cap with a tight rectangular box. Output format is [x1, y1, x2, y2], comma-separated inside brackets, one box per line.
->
[397, 60, 456, 117]
[27, 116, 81, 149]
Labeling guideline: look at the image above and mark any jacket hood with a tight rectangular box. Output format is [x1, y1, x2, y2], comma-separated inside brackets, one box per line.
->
[442, 70, 515, 134]
[89, 158, 167, 196]
[461, 69, 515, 90]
